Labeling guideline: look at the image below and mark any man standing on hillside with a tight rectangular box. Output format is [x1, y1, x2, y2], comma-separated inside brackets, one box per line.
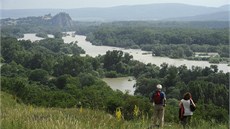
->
[151, 84, 166, 128]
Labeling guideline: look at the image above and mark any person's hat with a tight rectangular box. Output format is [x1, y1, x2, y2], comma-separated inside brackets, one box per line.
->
[156, 84, 162, 89]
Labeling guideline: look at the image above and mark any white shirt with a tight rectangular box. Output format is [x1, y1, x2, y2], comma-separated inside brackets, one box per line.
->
[181, 99, 193, 116]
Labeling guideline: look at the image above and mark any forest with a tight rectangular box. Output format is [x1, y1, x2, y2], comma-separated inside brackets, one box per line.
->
[1, 15, 229, 125]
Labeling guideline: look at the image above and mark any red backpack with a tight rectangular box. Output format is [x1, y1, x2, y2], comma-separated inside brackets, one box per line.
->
[153, 91, 162, 104]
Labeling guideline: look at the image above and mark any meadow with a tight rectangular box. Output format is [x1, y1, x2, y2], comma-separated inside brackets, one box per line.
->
[1, 91, 228, 129]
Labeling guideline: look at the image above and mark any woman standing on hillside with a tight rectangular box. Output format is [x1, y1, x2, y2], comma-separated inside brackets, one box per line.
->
[179, 92, 196, 128]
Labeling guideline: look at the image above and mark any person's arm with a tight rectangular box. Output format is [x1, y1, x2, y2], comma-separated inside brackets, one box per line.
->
[163, 98, 166, 107]
[163, 92, 166, 106]
[190, 99, 196, 107]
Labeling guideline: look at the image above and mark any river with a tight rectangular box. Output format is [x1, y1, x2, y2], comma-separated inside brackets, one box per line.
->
[62, 32, 229, 73]
[18, 32, 229, 95]
[18, 33, 54, 42]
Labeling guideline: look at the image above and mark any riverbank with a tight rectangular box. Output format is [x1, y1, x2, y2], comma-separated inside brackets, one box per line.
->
[17, 32, 230, 73]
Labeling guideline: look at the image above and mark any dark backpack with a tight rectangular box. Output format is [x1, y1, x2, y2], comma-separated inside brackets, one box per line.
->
[153, 91, 162, 104]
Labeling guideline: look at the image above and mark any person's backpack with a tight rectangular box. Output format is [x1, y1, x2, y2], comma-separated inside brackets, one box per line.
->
[190, 100, 196, 112]
[153, 91, 162, 104]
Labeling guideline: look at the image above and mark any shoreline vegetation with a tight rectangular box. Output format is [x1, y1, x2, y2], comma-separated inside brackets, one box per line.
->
[21, 32, 230, 65]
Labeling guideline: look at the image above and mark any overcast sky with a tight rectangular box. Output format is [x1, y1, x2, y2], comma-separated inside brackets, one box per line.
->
[1, 0, 229, 9]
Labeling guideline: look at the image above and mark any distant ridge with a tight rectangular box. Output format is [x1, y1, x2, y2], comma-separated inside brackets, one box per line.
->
[1, 3, 229, 21]
[166, 11, 229, 21]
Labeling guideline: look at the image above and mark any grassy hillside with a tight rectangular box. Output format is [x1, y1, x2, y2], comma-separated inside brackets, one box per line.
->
[1, 91, 228, 129]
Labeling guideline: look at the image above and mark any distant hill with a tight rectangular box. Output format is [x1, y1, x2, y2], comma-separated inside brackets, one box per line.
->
[167, 11, 229, 21]
[1, 3, 229, 21]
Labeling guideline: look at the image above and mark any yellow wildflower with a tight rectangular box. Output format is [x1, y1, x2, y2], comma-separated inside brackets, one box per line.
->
[116, 107, 122, 121]
[133, 105, 139, 117]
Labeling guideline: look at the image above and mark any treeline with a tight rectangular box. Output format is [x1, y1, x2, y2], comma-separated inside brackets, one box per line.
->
[82, 21, 229, 61]
[1, 36, 229, 123]
[87, 26, 229, 46]
[75, 21, 229, 35]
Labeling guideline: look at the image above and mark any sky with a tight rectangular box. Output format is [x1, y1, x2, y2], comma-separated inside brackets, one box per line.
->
[1, 0, 229, 9]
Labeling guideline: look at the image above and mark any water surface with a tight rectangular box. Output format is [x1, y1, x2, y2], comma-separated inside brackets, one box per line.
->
[102, 77, 136, 95]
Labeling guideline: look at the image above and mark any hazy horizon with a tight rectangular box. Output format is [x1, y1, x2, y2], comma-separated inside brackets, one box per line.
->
[1, 0, 229, 9]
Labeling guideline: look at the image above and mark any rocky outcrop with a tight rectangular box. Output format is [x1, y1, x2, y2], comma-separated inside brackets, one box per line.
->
[50, 12, 74, 29]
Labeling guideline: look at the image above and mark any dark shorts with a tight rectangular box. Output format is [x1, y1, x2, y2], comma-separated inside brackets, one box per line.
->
[181, 115, 192, 126]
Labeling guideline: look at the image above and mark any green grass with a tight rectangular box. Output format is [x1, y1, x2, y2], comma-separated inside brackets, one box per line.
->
[1, 91, 228, 129]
